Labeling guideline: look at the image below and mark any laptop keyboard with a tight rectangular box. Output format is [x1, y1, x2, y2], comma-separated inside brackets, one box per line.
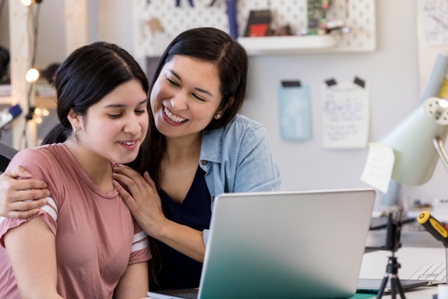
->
[409, 263, 446, 281]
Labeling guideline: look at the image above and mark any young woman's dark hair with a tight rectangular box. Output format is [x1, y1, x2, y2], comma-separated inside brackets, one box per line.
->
[41, 42, 149, 160]
[130, 27, 249, 189]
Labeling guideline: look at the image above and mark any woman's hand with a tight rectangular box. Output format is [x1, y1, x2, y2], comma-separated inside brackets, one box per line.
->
[112, 165, 167, 238]
[113, 165, 206, 262]
[0, 165, 49, 218]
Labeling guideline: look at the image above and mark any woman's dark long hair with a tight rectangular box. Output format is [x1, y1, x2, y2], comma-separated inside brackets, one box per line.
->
[129, 27, 249, 189]
[41, 41, 149, 173]
[128, 27, 249, 288]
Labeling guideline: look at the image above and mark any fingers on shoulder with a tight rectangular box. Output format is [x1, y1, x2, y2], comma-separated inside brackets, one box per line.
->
[7, 209, 40, 219]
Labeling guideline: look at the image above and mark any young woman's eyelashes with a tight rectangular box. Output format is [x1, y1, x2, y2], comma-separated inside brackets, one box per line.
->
[108, 107, 147, 119]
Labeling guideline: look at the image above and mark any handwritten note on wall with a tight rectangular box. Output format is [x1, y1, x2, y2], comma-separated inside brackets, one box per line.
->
[321, 80, 370, 149]
[422, 0, 448, 46]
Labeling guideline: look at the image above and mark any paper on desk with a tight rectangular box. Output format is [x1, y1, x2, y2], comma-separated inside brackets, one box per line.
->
[360, 142, 395, 193]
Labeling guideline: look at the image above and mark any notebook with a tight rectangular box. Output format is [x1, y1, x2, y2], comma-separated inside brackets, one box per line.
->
[148, 188, 376, 299]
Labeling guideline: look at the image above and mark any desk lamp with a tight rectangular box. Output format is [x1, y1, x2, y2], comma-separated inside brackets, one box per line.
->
[379, 96, 448, 185]
[371, 96, 448, 298]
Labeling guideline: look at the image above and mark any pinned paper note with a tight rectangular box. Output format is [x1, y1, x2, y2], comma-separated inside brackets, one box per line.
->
[360, 142, 395, 193]
[422, 0, 448, 46]
[321, 78, 369, 149]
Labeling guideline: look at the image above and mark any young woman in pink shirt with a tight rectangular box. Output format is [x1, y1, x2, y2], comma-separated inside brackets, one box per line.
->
[0, 42, 152, 298]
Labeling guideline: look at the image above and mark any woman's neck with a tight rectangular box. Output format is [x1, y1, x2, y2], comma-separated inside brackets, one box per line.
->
[164, 133, 202, 164]
[63, 140, 114, 191]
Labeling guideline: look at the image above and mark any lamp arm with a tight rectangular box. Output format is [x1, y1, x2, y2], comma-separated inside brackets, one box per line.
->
[433, 137, 448, 173]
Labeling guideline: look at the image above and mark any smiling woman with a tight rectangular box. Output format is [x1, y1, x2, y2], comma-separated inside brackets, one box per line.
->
[0, 41, 152, 299]
[151, 55, 223, 138]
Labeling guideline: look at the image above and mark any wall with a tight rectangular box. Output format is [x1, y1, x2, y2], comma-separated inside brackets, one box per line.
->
[1, 1, 444, 206]
[240, 1, 439, 208]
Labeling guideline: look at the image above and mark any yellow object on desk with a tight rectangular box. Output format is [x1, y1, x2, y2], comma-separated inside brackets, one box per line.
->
[417, 211, 448, 246]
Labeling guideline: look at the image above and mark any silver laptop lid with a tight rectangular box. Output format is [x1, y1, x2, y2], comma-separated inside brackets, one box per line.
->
[198, 189, 376, 299]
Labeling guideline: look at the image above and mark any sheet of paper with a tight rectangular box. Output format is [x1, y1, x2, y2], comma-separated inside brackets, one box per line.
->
[360, 142, 395, 193]
[422, 0, 448, 46]
[278, 84, 311, 141]
[321, 81, 369, 149]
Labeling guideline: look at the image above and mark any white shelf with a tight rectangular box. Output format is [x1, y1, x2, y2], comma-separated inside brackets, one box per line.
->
[237, 35, 339, 55]
[0, 96, 11, 105]
[135, 0, 376, 58]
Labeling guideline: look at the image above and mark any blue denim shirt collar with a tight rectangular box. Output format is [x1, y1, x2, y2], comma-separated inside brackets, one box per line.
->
[200, 126, 223, 164]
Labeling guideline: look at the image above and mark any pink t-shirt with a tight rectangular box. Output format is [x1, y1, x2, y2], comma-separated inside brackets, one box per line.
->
[0, 144, 152, 298]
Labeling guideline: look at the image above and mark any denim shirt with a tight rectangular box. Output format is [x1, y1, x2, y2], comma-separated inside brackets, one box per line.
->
[199, 114, 281, 244]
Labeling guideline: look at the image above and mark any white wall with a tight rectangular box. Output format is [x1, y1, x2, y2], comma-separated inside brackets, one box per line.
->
[248, 1, 445, 207]
[240, 1, 441, 208]
[1, 0, 445, 206]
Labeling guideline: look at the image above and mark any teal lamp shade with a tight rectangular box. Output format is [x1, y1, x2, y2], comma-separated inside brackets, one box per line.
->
[379, 97, 448, 185]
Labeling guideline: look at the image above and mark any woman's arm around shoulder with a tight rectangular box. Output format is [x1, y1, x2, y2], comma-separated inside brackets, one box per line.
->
[0, 164, 50, 218]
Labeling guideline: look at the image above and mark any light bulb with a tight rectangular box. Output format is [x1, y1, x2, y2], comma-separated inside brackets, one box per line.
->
[21, 0, 33, 6]
[25, 68, 40, 83]
[439, 99, 448, 109]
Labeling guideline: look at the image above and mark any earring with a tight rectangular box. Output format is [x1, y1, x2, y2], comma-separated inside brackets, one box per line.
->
[74, 129, 80, 137]
[214, 113, 222, 120]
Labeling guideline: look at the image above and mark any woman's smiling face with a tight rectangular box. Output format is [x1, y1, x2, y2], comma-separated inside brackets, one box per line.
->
[150, 55, 222, 140]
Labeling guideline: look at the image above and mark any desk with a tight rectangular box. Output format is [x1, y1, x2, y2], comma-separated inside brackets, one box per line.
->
[366, 219, 444, 249]
[145, 246, 444, 299]
[378, 287, 438, 298]
[359, 247, 445, 298]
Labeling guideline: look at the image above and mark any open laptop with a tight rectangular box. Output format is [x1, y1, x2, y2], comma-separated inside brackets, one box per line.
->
[148, 188, 376, 299]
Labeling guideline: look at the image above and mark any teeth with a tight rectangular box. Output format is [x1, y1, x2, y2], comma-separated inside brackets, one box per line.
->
[122, 141, 136, 146]
[164, 107, 186, 123]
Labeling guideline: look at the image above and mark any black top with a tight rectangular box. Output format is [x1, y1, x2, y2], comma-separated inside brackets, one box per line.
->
[151, 166, 212, 291]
